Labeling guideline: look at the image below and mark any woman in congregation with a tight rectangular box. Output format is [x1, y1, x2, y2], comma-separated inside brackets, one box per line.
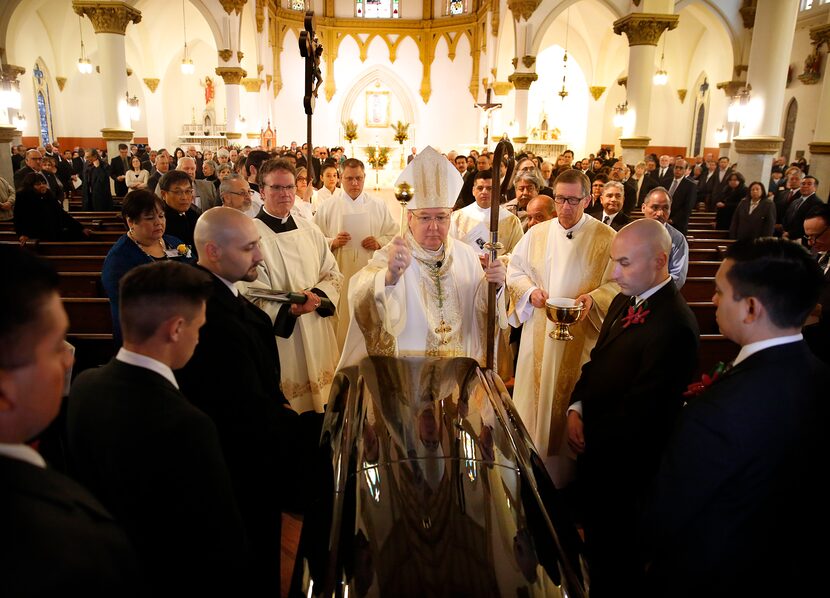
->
[101, 189, 193, 344]
[202, 160, 218, 184]
[13, 172, 91, 244]
[125, 155, 149, 190]
[729, 180, 776, 241]
[291, 166, 316, 220]
[715, 171, 747, 230]
[214, 162, 232, 191]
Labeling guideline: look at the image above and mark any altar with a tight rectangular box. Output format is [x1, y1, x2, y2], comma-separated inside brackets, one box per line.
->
[522, 142, 569, 161]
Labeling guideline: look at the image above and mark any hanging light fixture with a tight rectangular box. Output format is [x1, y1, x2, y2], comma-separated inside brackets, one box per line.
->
[727, 85, 751, 124]
[126, 91, 140, 121]
[715, 126, 728, 144]
[77, 16, 93, 74]
[653, 32, 668, 86]
[613, 101, 629, 128]
[180, 0, 195, 75]
[15, 112, 26, 129]
[558, 9, 570, 100]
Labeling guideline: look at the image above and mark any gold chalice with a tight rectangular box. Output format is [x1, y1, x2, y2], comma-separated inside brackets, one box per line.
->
[545, 297, 584, 341]
[394, 182, 415, 237]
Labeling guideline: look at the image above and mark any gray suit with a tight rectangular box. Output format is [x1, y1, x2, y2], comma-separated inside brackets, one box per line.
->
[193, 179, 220, 210]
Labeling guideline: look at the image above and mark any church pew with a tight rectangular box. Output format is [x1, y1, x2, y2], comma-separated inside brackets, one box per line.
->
[43, 255, 106, 271]
[58, 272, 104, 298]
[697, 334, 740, 376]
[689, 248, 721, 262]
[62, 298, 113, 334]
[687, 261, 721, 277]
[689, 302, 718, 335]
[35, 241, 113, 256]
[67, 333, 116, 377]
[688, 238, 734, 251]
[688, 229, 729, 239]
[87, 231, 123, 243]
[681, 277, 715, 302]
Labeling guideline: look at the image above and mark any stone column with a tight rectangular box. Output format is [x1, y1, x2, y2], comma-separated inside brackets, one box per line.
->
[0, 125, 21, 183]
[613, 13, 679, 164]
[73, 1, 141, 157]
[716, 80, 745, 161]
[217, 0, 248, 141]
[507, 71, 537, 144]
[216, 67, 246, 142]
[506, 2, 539, 144]
[733, 0, 800, 185]
[808, 22, 830, 194]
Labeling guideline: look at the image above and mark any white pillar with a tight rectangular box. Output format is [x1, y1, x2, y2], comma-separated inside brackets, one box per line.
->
[808, 22, 830, 195]
[0, 125, 20, 183]
[733, 0, 800, 185]
[613, 13, 679, 164]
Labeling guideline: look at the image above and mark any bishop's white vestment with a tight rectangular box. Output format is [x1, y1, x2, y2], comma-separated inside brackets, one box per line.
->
[449, 203, 524, 257]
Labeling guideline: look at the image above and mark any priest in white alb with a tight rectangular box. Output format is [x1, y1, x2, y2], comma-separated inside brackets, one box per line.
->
[240, 158, 343, 414]
[314, 158, 397, 349]
[507, 169, 618, 487]
[339, 146, 507, 367]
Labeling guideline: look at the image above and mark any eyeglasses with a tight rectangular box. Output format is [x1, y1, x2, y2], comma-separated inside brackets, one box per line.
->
[553, 195, 586, 206]
[167, 188, 194, 196]
[296, 176, 307, 183]
[227, 190, 253, 197]
[611, 166, 625, 172]
[264, 184, 296, 193]
[414, 215, 451, 225]
[803, 226, 829, 244]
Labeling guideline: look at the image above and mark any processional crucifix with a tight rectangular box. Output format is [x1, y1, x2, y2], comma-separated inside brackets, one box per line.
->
[299, 9, 323, 182]
[475, 86, 502, 147]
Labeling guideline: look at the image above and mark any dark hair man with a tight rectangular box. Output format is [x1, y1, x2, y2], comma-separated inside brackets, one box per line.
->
[67, 261, 248, 594]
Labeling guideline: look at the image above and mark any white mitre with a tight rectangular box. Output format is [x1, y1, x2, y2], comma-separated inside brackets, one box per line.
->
[395, 145, 463, 210]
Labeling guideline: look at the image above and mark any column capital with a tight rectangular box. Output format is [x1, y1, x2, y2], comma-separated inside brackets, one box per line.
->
[739, 0, 756, 29]
[225, 132, 243, 140]
[508, 0, 541, 21]
[733, 135, 784, 155]
[242, 78, 263, 92]
[219, 0, 247, 15]
[808, 142, 830, 155]
[589, 86, 606, 100]
[809, 23, 830, 46]
[613, 13, 679, 46]
[215, 67, 247, 85]
[716, 80, 746, 97]
[100, 127, 134, 141]
[72, 1, 141, 35]
[619, 136, 651, 149]
[0, 64, 26, 82]
[0, 125, 21, 143]
[507, 71, 537, 90]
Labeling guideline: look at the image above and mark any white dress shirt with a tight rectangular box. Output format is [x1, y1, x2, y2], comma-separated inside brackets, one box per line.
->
[733, 333, 803, 367]
[116, 347, 179, 389]
[0, 443, 46, 468]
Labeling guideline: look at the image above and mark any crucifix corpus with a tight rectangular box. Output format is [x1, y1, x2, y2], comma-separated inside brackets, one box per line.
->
[475, 86, 502, 148]
[299, 10, 323, 181]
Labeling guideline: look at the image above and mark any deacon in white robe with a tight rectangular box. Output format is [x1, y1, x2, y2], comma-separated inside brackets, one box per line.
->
[507, 170, 618, 487]
[339, 146, 507, 368]
[314, 159, 397, 349]
[239, 159, 343, 414]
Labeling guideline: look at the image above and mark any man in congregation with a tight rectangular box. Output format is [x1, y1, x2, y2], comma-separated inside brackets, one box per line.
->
[159, 169, 200, 248]
[66, 261, 248, 594]
[240, 158, 343, 414]
[146, 152, 169, 192]
[591, 181, 631, 231]
[220, 172, 262, 218]
[314, 158, 397, 349]
[507, 169, 618, 488]
[108, 143, 132, 197]
[641, 187, 688, 288]
[525, 194, 555, 229]
[177, 156, 219, 210]
[82, 148, 113, 211]
[565, 219, 699, 593]
[803, 204, 830, 363]
[642, 238, 828, 596]
[13, 149, 43, 191]
[0, 246, 141, 593]
[340, 146, 507, 366]
[666, 158, 696, 235]
[177, 207, 318, 592]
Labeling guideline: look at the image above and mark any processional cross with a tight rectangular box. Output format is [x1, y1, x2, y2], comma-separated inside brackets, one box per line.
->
[475, 86, 502, 147]
[299, 9, 323, 175]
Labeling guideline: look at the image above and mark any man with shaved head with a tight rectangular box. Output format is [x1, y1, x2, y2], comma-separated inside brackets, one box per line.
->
[566, 218, 699, 592]
[525, 194, 555, 229]
[177, 206, 308, 593]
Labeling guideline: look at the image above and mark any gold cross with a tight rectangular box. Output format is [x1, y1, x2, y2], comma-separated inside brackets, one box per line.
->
[434, 320, 452, 336]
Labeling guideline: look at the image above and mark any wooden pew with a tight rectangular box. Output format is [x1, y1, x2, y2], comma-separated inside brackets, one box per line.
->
[1, 230, 120, 243]
[697, 334, 740, 376]
[689, 301, 718, 335]
[688, 238, 734, 251]
[42, 255, 106, 271]
[681, 277, 715, 302]
[62, 298, 113, 334]
[689, 248, 721, 262]
[687, 261, 720, 277]
[688, 229, 729, 239]
[58, 272, 104, 298]
[35, 242, 113, 256]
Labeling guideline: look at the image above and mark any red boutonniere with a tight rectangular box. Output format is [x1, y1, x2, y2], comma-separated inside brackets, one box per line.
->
[683, 361, 728, 398]
[621, 302, 650, 328]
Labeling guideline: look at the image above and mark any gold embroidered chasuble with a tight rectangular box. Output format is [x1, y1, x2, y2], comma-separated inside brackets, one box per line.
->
[449, 203, 525, 257]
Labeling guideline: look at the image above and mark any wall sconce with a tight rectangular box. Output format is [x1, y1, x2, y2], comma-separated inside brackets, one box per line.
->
[727, 85, 751, 124]
[126, 91, 140, 121]
[613, 101, 628, 128]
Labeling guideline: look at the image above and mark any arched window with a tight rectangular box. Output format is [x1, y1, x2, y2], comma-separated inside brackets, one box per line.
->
[355, 0, 400, 18]
[32, 60, 54, 146]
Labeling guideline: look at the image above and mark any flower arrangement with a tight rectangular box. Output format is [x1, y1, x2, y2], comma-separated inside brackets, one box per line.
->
[391, 120, 410, 144]
[177, 244, 193, 258]
[343, 119, 359, 142]
[366, 146, 391, 169]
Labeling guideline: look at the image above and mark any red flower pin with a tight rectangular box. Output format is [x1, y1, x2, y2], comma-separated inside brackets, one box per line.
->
[621, 302, 650, 328]
[683, 362, 728, 398]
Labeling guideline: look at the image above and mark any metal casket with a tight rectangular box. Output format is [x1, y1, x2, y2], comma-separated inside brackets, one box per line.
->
[291, 356, 587, 598]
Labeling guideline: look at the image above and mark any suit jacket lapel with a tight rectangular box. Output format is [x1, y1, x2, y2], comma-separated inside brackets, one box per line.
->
[595, 293, 631, 348]
[599, 282, 678, 350]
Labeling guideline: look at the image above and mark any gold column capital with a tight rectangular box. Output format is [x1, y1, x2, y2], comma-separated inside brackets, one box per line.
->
[613, 13, 679, 46]
[219, 0, 247, 15]
[739, 0, 756, 29]
[0, 64, 26, 82]
[215, 67, 247, 85]
[508, 0, 541, 22]
[733, 135, 784, 155]
[507, 71, 537, 90]
[810, 23, 830, 46]
[143, 78, 159, 93]
[716, 80, 746, 97]
[0, 125, 21, 143]
[72, 1, 141, 35]
[241, 77, 263, 92]
[589, 86, 606, 100]
[808, 142, 830, 155]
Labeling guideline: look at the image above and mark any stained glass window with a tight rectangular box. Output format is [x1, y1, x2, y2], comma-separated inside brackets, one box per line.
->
[356, 0, 399, 18]
[33, 61, 54, 145]
[449, 0, 464, 15]
[291, 0, 305, 10]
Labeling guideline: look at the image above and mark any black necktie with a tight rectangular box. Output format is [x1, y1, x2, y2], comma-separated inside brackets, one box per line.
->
[818, 252, 829, 271]
[603, 216, 610, 225]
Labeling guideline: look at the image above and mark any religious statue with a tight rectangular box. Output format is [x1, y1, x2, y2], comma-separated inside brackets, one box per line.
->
[202, 76, 215, 106]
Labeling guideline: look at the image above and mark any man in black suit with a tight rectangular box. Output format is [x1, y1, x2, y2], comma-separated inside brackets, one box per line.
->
[67, 261, 249, 594]
[609, 160, 637, 214]
[642, 238, 828, 597]
[590, 180, 631, 231]
[708, 156, 733, 208]
[566, 219, 699, 594]
[803, 205, 830, 363]
[108, 143, 131, 197]
[667, 159, 696, 235]
[177, 207, 310, 593]
[782, 175, 821, 244]
[13, 149, 43, 191]
[0, 246, 141, 594]
[82, 149, 113, 211]
[159, 169, 201, 248]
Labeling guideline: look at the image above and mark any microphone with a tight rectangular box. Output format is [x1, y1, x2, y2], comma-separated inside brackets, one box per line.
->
[566, 231, 573, 240]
